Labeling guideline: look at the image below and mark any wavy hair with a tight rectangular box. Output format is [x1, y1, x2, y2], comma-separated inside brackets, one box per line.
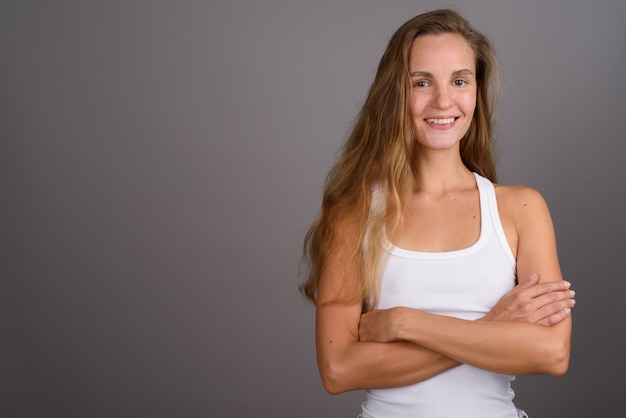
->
[300, 9, 499, 310]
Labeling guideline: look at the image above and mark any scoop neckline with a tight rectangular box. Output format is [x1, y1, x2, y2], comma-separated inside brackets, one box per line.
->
[384, 172, 486, 260]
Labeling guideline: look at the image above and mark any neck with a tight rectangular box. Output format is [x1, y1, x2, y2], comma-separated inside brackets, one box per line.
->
[413, 146, 474, 194]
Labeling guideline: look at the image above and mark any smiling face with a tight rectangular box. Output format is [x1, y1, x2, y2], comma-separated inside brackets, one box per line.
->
[409, 33, 477, 152]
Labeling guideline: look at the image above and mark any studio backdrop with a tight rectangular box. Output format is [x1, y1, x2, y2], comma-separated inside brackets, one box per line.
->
[3, 1, 625, 417]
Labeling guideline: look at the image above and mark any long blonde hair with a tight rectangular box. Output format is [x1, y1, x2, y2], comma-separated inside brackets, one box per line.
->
[300, 9, 499, 310]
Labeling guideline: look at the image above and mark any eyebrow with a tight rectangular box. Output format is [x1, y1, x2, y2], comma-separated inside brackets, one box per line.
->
[410, 69, 475, 77]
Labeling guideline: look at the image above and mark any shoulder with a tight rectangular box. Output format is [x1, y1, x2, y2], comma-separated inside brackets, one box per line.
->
[494, 183, 552, 232]
[495, 183, 547, 208]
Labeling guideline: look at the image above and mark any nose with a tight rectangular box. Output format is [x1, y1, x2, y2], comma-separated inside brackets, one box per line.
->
[433, 86, 452, 109]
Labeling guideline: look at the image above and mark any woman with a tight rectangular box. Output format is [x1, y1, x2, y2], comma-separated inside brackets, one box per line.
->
[300, 9, 574, 418]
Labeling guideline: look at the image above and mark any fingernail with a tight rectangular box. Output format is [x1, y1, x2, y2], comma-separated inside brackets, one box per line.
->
[564, 281, 571, 288]
[569, 290, 575, 297]
[565, 308, 571, 314]
[571, 299, 576, 305]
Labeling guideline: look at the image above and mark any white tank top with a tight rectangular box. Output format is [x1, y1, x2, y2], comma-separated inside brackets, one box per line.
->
[361, 173, 519, 418]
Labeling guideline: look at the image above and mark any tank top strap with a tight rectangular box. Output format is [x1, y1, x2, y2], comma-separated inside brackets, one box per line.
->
[473, 172, 516, 267]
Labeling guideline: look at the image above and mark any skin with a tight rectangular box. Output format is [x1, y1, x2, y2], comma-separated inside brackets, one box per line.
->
[315, 33, 574, 395]
[409, 33, 476, 153]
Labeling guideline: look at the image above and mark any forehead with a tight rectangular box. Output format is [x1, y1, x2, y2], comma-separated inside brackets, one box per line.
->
[409, 33, 476, 72]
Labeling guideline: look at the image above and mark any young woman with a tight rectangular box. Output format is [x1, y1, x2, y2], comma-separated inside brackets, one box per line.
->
[300, 9, 575, 418]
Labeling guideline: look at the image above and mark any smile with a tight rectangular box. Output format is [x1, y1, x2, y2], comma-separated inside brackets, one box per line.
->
[425, 117, 457, 125]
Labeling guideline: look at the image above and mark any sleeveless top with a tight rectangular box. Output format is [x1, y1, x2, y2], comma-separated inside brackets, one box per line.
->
[361, 172, 519, 418]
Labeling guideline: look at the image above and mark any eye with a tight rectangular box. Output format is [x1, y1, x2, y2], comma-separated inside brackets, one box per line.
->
[413, 80, 429, 88]
[453, 79, 468, 87]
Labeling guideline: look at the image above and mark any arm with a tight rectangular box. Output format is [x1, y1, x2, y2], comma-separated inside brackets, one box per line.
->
[316, 198, 574, 393]
[359, 186, 572, 376]
[315, 215, 458, 394]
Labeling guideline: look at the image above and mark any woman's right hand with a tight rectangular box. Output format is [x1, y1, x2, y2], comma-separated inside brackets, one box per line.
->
[481, 273, 575, 326]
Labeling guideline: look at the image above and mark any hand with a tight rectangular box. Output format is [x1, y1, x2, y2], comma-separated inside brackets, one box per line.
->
[359, 307, 406, 343]
[482, 273, 575, 326]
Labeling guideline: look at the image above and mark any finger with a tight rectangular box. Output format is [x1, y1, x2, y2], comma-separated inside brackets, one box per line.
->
[524, 280, 572, 299]
[516, 273, 539, 289]
[534, 298, 576, 325]
[532, 289, 575, 308]
[510, 291, 574, 324]
[536, 307, 572, 326]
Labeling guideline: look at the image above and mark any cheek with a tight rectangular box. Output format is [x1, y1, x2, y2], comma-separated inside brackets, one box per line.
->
[409, 96, 425, 117]
[462, 91, 477, 115]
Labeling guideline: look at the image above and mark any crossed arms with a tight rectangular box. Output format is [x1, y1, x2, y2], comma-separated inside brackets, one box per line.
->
[315, 187, 574, 394]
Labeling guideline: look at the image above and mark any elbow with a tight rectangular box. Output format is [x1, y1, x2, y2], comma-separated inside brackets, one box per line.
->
[321, 378, 345, 395]
[318, 359, 352, 395]
[544, 340, 570, 377]
[547, 352, 570, 377]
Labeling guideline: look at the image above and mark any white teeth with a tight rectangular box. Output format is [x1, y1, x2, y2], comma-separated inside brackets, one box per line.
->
[426, 117, 455, 125]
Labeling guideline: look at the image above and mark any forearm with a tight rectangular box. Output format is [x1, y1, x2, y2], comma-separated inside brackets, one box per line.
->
[317, 338, 459, 394]
[396, 308, 571, 375]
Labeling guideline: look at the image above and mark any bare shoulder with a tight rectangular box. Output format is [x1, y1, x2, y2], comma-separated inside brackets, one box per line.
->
[494, 183, 552, 230]
[495, 183, 547, 207]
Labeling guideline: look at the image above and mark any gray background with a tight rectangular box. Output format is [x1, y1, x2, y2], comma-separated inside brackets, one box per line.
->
[3, 0, 625, 417]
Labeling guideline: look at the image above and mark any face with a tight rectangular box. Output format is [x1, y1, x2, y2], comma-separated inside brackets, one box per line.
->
[408, 33, 477, 152]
